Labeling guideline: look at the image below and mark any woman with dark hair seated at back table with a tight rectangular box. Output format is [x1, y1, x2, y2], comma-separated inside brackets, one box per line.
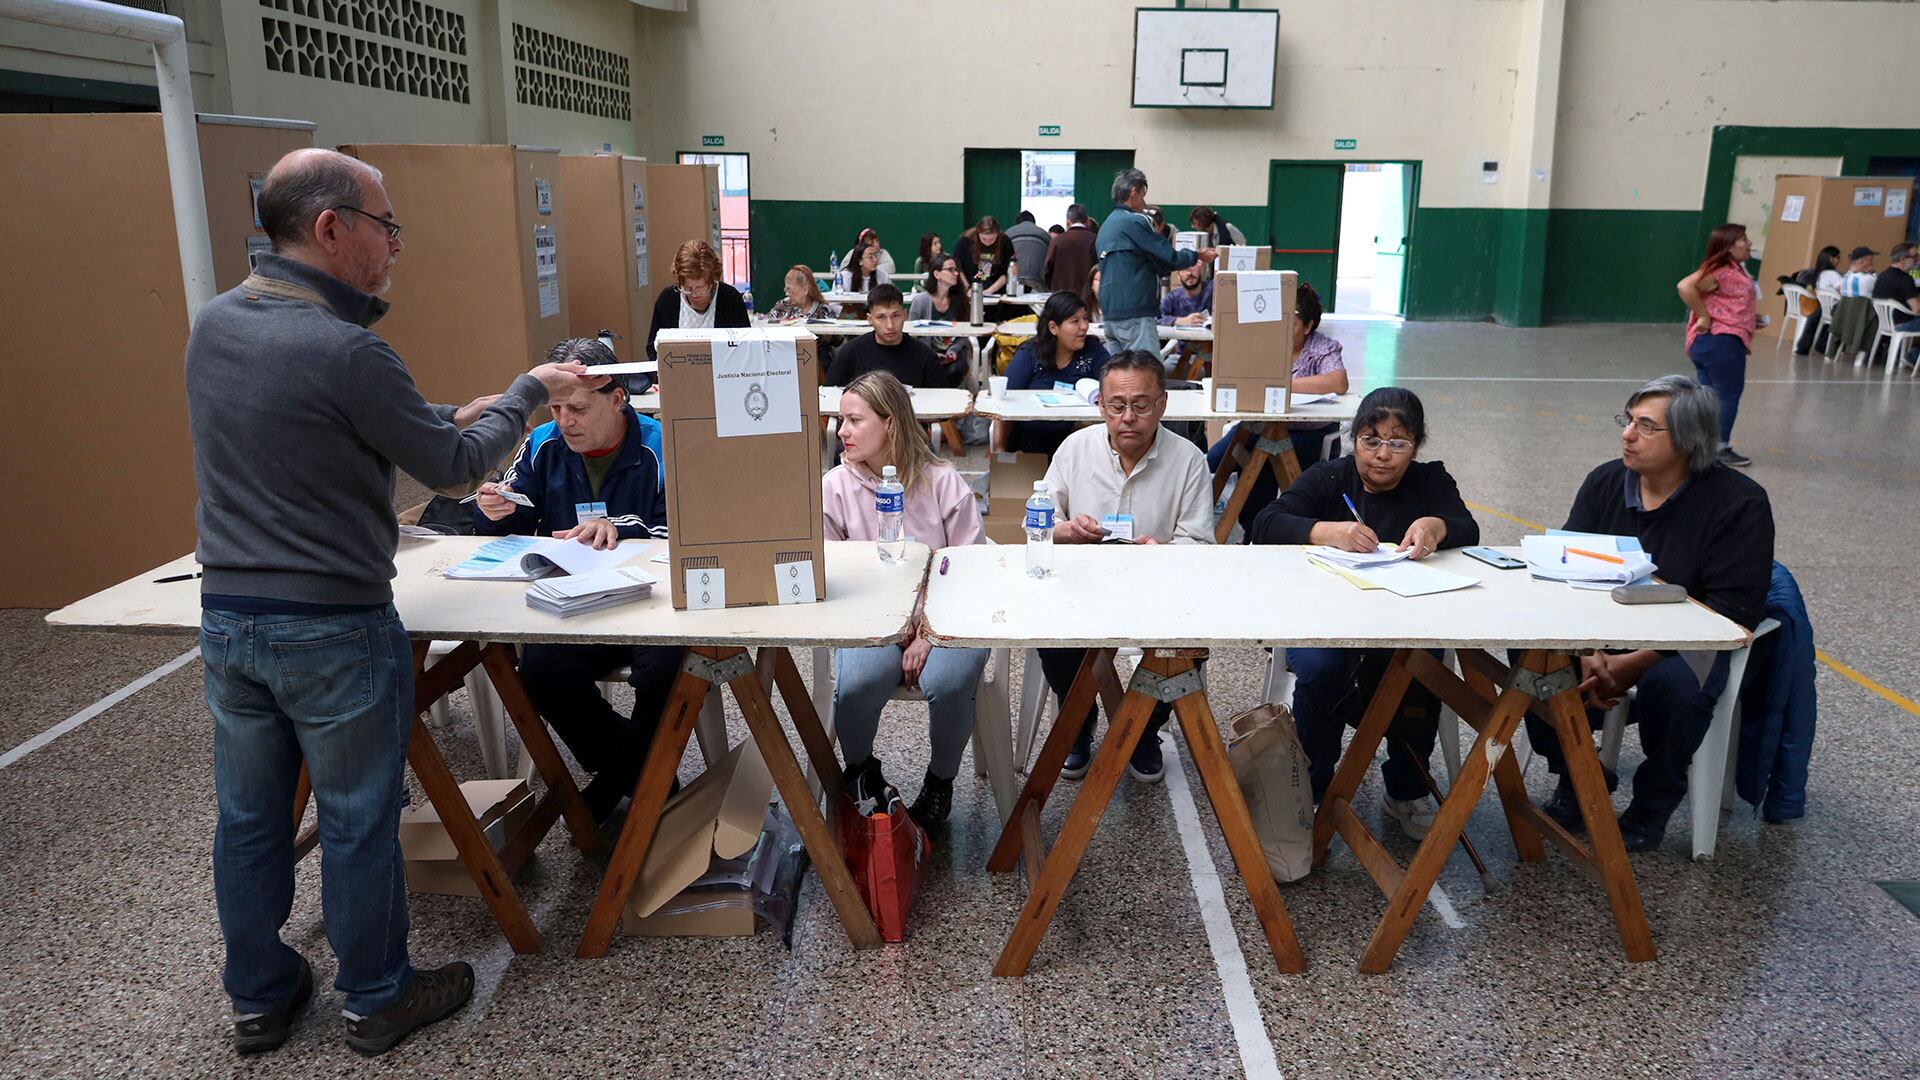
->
[1249, 386, 1479, 841]
[996, 290, 1110, 455]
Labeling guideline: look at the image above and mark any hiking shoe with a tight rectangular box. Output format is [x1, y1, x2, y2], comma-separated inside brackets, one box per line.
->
[1383, 795, 1438, 840]
[1717, 446, 1753, 468]
[1127, 732, 1165, 784]
[343, 962, 474, 1056]
[233, 955, 312, 1055]
[1542, 773, 1585, 833]
[908, 771, 954, 827]
[1060, 724, 1095, 781]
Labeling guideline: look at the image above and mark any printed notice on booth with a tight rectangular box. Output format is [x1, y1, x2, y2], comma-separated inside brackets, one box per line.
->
[534, 225, 560, 318]
[1234, 271, 1287, 324]
[712, 331, 802, 438]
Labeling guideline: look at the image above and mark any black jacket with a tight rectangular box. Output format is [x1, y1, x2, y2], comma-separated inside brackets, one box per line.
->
[823, 332, 965, 388]
[646, 283, 751, 360]
[1251, 456, 1479, 551]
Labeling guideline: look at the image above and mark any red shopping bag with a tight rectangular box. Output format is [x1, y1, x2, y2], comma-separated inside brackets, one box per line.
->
[834, 793, 930, 942]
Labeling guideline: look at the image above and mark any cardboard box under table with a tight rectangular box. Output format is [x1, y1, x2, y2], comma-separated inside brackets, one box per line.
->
[401, 779, 536, 896]
[984, 452, 1052, 546]
[620, 741, 772, 937]
[656, 328, 827, 610]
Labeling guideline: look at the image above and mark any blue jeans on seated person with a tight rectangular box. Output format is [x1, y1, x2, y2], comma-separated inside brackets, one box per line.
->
[1287, 646, 1442, 803]
[1525, 651, 1731, 822]
[1206, 423, 1337, 539]
[834, 644, 990, 780]
[202, 604, 414, 1018]
[1104, 315, 1161, 360]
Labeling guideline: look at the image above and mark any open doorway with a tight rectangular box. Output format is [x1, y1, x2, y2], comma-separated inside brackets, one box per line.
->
[678, 151, 750, 292]
[1335, 163, 1412, 318]
[1020, 150, 1076, 228]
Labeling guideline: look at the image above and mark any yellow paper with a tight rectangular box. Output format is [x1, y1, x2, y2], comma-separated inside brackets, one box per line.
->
[1307, 557, 1383, 590]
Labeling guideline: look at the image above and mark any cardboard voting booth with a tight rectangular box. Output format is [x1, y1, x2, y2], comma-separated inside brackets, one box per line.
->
[558, 154, 653, 361]
[643, 162, 722, 312]
[1754, 175, 1915, 341]
[399, 779, 535, 896]
[983, 452, 1051, 546]
[1211, 270, 1297, 414]
[1216, 246, 1272, 273]
[657, 328, 827, 610]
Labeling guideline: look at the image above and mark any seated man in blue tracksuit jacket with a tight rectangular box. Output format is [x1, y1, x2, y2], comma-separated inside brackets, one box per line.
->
[475, 339, 678, 822]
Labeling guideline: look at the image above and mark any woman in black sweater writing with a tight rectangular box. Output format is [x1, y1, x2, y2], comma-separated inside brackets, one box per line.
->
[1250, 387, 1478, 840]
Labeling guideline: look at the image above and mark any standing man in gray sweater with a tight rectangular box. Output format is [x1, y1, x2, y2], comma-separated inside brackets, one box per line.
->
[185, 148, 605, 1057]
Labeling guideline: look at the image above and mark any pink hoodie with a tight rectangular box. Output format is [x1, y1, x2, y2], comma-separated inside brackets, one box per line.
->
[822, 461, 986, 547]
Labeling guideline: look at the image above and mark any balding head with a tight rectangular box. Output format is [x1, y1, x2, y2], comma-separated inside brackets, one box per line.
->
[257, 148, 400, 295]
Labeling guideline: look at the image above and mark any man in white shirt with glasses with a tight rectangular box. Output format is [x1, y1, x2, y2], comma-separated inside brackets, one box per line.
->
[1036, 350, 1213, 783]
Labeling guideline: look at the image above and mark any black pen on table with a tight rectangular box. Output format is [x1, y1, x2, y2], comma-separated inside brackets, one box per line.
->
[154, 571, 201, 584]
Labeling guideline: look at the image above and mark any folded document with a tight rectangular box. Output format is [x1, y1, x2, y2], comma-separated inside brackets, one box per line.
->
[444, 535, 638, 581]
[1519, 534, 1655, 586]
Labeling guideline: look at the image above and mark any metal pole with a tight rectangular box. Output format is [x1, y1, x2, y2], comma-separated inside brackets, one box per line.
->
[0, 0, 216, 321]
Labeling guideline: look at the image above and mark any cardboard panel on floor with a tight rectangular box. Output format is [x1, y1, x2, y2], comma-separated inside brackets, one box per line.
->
[339, 144, 569, 403]
[0, 112, 313, 608]
[1754, 174, 1914, 340]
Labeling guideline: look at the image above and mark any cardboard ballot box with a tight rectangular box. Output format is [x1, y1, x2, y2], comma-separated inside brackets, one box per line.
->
[657, 328, 827, 609]
[399, 779, 534, 896]
[983, 451, 1050, 546]
[1216, 246, 1272, 273]
[622, 740, 773, 937]
[1211, 270, 1297, 414]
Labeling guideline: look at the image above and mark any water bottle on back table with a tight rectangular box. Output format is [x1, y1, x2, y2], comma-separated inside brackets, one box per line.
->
[1025, 480, 1054, 578]
[877, 465, 906, 563]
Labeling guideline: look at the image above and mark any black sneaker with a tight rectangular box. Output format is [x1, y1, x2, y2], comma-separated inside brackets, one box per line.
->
[908, 771, 953, 827]
[1542, 774, 1585, 833]
[1127, 731, 1165, 784]
[1059, 724, 1095, 781]
[1617, 803, 1675, 853]
[1717, 447, 1753, 468]
[843, 756, 890, 817]
[343, 962, 475, 1057]
[233, 955, 313, 1055]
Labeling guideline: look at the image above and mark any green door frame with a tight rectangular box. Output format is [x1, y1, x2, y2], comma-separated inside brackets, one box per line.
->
[1266, 159, 1421, 316]
[1700, 126, 1920, 256]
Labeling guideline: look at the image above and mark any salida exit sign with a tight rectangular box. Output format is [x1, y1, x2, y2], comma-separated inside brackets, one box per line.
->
[700, 134, 724, 147]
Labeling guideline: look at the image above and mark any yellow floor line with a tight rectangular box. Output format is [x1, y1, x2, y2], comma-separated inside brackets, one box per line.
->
[1462, 502, 1920, 715]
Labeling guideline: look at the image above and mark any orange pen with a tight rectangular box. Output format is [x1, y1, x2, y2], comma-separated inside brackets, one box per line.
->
[1566, 546, 1626, 565]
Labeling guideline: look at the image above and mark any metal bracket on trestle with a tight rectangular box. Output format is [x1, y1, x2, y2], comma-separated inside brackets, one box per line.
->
[682, 651, 754, 685]
[1505, 665, 1579, 701]
[1254, 436, 1291, 457]
[1128, 666, 1205, 703]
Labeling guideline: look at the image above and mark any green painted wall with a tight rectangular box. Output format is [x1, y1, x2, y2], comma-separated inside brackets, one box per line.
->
[1493, 209, 1549, 327]
[1404, 207, 1500, 321]
[1543, 209, 1699, 323]
[747, 199, 961, 308]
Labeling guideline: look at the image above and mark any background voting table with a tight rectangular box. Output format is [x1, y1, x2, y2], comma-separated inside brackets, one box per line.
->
[921, 543, 1747, 975]
[49, 538, 931, 958]
[996, 321, 1214, 342]
[975, 388, 1361, 543]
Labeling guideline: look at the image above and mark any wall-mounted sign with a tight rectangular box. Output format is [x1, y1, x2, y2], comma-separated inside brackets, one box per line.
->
[1333, 138, 1357, 151]
[1038, 124, 1061, 137]
[701, 134, 725, 147]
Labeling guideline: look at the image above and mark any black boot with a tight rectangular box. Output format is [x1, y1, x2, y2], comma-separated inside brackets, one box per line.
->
[908, 771, 954, 827]
[1542, 773, 1585, 833]
[1617, 800, 1676, 853]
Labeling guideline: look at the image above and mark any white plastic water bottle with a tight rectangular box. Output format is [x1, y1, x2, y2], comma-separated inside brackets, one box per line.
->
[877, 465, 906, 563]
[1025, 480, 1054, 578]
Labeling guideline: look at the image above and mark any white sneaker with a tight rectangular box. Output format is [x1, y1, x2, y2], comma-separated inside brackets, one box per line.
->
[1383, 796, 1438, 841]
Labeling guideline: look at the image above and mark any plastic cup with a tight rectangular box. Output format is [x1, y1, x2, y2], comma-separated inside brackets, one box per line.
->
[989, 376, 1009, 399]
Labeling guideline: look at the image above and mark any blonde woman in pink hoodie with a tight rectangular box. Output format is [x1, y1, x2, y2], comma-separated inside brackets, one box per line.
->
[822, 371, 988, 825]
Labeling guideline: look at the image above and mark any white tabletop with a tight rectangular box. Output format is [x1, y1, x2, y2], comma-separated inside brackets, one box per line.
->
[817, 272, 927, 285]
[972, 384, 1359, 424]
[758, 318, 997, 339]
[997, 321, 1213, 342]
[983, 293, 1051, 309]
[921, 545, 1749, 652]
[632, 385, 974, 420]
[48, 539, 929, 648]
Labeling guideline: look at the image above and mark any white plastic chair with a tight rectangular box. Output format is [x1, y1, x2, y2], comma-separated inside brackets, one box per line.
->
[1813, 287, 1841, 360]
[1595, 619, 1780, 860]
[1870, 299, 1920, 379]
[1776, 284, 1815, 352]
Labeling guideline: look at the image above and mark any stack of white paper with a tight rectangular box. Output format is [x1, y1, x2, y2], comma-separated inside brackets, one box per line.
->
[445, 535, 637, 581]
[525, 565, 657, 618]
[1304, 547, 1480, 597]
[1302, 544, 1410, 569]
[1520, 534, 1656, 588]
[1035, 378, 1102, 408]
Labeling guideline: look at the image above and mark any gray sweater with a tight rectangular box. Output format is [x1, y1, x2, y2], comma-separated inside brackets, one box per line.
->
[185, 254, 547, 606]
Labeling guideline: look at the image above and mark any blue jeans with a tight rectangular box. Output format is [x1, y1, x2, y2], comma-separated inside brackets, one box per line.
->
[1526, 652, 1731, 821]
[833, 644, 990, 780]
[1287, 647, 1442, 802]
[1105, 315, 1161, 360]
[1687, 333, 1746, 444]
[202, 605, 414, 1017]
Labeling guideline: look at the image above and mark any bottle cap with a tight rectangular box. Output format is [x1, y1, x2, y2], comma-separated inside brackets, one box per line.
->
[1033, 480, 1048, 491]
[882, 465, 897, 478]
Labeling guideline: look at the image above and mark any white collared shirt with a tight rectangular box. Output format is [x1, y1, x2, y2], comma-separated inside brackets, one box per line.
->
[1042, 424, 1214, 544]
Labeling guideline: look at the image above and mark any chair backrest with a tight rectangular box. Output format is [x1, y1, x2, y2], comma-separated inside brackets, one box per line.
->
[1814, 286, 1841, 319]
[1780, 283, 1813, 319]
[1872, 298, 1898, 336]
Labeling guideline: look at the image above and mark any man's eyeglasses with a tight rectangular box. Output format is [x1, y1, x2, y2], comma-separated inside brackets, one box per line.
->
[1101, 398, 1162, 417]
[1356, 435, 1415, 455]
[332, 205, 402, 241]
[1614, 413, 1668, 436]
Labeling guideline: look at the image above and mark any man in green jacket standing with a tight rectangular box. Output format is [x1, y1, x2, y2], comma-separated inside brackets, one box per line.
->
[1096, 168, 1214, 360]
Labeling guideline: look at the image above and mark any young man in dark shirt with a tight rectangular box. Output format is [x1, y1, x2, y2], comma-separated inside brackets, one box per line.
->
[823, 283, 965, 388]
[1872, 242, 1919, 329]
[1532, 375, 1775, 852]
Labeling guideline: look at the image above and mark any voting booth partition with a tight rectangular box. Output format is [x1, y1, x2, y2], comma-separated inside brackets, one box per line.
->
[1211, 270, 1297, 414]
[339, 144, 569, 406]
[657, 329, 828, 610]
[0, 112, 314, 609]
[642, 162, 723, 310]
[1752, 174, 1915, 341]
[558, 154, 655, 362]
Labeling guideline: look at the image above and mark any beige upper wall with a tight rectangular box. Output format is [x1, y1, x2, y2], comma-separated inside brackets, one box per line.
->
[638, 0, 1523, 210]
[1554, 0, 1920, 210]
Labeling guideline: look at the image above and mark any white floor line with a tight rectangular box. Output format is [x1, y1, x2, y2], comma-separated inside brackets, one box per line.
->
[0, 647, 200, 770]
[1161, 733, 1283, 1080]
[1427, 883, 1468, 930]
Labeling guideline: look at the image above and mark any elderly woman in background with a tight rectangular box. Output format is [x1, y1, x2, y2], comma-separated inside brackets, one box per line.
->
[646, 239, 749, 361]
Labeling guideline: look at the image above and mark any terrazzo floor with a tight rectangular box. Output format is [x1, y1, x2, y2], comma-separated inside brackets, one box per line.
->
[2, 318, 1917, 1078]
